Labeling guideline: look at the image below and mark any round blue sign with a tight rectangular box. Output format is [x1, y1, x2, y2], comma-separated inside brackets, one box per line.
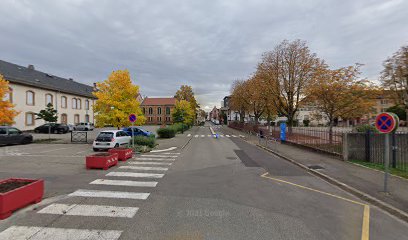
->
[129, 114, 137, 123]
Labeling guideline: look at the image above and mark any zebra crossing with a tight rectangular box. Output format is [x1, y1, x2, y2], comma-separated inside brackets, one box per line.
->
[190, 134, 245, 138]
[0, 152, 180, 240]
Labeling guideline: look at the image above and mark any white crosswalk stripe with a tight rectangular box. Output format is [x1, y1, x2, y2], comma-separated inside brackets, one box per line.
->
[232, 135, 237, 137]
[107, 172, 164, 178]
[163, 152, 180, 155]
[128, 161, 172, 165]
[226, 135, 231, 137]
[239, 135, 245, 137]
[220, 134, 224, 137]
[194, 135, 199, 137]
[0, 226, 122, 240]
[38, 204, 139, 218]
[207, 135, 212, 137]
[69, 189, 150, 200]
[134, 157, 175, 161]
[90, 179, 158, 187]
[140, 155, 177, 158]
[187, 134, 191, 137]
[201, 135, 205, 137]
[119, 166, 168, 171]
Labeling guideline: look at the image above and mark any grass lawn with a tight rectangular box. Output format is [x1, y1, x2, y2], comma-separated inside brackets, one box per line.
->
[349, 159, 408, 179]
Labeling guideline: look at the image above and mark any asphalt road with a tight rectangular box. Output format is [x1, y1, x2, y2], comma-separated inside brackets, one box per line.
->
[0, 124, 407, 239]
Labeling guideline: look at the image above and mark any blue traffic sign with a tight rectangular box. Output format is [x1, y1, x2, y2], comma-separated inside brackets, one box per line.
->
[129, 114, 137, 123]
[375, 112, 397, 134]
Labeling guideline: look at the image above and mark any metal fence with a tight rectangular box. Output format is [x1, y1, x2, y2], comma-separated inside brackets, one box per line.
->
[347, 132, 408, 172]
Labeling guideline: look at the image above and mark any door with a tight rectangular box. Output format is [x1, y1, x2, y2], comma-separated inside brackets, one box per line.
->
[7, 128, 22, 144]
[61, 114, 67, 124]
[0, 128, 7, 144]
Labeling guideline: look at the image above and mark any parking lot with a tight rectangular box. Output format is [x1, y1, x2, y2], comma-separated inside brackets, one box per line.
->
[30, 126, 161, 143]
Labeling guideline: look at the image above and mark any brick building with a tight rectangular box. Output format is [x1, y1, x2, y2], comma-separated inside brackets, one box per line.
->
[141, 97, 176, 125]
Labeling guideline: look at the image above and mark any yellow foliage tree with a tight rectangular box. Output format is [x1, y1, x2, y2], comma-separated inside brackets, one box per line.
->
[0, 74, 19, 125]
[93, 70, 145, 128]
[172, 100, 195, 126]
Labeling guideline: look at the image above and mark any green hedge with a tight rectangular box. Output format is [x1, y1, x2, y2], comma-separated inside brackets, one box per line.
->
[354, 124, 379, 133]
[157, 127, 176, 138]
[132, 135, 156, 148]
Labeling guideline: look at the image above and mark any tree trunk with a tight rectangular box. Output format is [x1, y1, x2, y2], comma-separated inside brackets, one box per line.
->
[329, 120, 334, 145]
[48, 124, 51, 140]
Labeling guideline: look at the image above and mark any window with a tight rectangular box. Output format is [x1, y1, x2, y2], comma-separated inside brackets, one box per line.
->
[166, 107, 171, 115]
[26, 91, 35, 105]
[45, 94, 53, 105]
[142, 108, 145, 114]
[158, 107, 162, 115]
[61, 96, 67, 108]
[77, 99, 82, 109]
[0, 128, 7, 135]
[85, 114, 90, 122]
[380, 99, 389, 105]
[4, 88, 13, 103]
[74, 114, 80, 124]
[72, 98, 77, 109]
[148, 107, 153, 115]
[8, 128, 20, 135]
[158, 117, 162, 123]
[85, 100, 90, 110]
[26, 112, 35, 126]
[61, 114, 67, 124]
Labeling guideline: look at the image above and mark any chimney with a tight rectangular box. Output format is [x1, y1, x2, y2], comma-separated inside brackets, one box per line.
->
[68, 78, 73, 81]
[28, 64, 35, 70]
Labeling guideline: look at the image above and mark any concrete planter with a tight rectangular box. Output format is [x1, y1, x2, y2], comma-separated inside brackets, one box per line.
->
[86, 153, 118, 170]
[108, 148, 133, 161]
[0, 178, 44, 220]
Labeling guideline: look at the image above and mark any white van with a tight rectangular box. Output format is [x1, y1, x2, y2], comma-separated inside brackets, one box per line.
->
[75, 122, 94, 131]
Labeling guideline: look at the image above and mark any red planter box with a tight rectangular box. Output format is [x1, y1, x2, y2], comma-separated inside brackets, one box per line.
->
[86, 153, 118, 170]
[108, 148, 133, 161]
[0, 178, 44, 220]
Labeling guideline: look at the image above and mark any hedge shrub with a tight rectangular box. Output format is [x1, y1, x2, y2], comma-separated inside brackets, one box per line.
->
[354, 124, 379, 133]
[132, 135, 156, 148]
[157, 127, 176, 138]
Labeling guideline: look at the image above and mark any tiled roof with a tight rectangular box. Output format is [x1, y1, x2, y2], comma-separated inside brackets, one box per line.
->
[141, 97, 176, 106]
[0, 59, 95, 98]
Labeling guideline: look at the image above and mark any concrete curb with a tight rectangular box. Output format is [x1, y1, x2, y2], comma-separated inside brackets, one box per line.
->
[256, 144, 408, 223]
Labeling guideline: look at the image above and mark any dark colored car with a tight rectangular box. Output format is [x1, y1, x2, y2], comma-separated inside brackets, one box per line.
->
[122, 126, 154, 137]
[0, 126, 33, 145]
[34, 123, 69, 134]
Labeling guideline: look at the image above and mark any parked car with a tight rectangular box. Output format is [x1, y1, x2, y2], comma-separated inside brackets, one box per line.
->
[0, 126, 33, 145]
[122, 126, 154, 137]
[34, 123, 69, 134]
[93, 130, 131, 151]
[75, 122, 94, 131]
[67, 124, 76, 132]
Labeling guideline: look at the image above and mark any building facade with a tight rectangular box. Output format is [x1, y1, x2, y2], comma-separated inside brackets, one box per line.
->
[0, 60, 95, 130]
[141, 97, 176, 125]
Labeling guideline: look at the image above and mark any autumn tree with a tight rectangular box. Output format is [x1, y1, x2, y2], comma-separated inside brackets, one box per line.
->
[93, 70, 145, 128]
[381, 44, 408, 120]
[0, 74, 19, 125]
[230, 80, 249, 122]
[307, 65, 376, 142]
[172, 100, 195, 126]
[174, 85, 199, 122]
[257, 39, 324, 130]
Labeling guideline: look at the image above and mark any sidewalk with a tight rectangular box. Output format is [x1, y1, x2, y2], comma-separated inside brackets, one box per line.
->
[225, 127, 408, 220]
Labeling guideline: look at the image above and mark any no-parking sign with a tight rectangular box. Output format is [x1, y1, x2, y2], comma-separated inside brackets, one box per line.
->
[375, 112, 399, 134]
[129, 114, 137, 123]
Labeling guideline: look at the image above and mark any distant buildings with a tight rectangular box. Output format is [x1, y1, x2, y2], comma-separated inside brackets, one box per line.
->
[0, 60, 95, 130]
[141, 97, 176, 125]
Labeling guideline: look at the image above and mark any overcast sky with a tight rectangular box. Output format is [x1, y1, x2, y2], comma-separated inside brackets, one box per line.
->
[1, 0, 407, 110]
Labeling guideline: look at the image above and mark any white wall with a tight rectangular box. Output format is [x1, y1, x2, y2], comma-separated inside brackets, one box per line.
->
[9, 83, 94, 130]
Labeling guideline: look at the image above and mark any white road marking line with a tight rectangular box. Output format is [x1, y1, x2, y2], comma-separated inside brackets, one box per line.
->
[128, 161, 172, 165]
[90, 179, 158, 187]
[119, 166, 168, 171]
[207, 135, 211, 137]
[69, 189, 150, 200]
[201, 135, 205, 137]
[0, 226, 122, 240]
[135, 158, 175, 161]
[220, 134, 224, 137]
[187, 134, 191, 137]
[232, 135, 237, 137]
[226, 135, 231, 137]
[150, 147, 177, 153]
[163, 152, 180, 155]
[38, 204, 139, 218]
[194, 135, 199, 138]
[239, 135, 245, 137]
[106, 172, 164, 179]
[140, 155, 177, 158]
